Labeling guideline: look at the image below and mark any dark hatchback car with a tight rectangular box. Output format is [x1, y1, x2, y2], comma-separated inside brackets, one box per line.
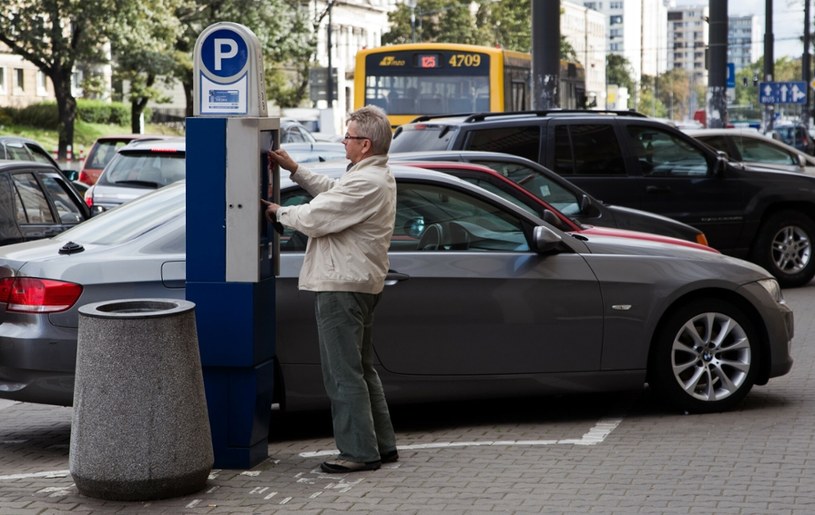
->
[391, 111, 815, 287]
[0, 160, 90, 245]
[391, 150, 708, 245]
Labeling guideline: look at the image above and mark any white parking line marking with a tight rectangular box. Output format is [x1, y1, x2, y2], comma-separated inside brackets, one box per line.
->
[298, 417, 624, 458]
[0, 470, 70, 481]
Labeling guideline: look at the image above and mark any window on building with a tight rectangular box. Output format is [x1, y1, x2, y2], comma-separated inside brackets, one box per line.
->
[14, 68, 24, 93]
[610, 15, 623, 25]
[0, 68, 5, 95]
[36, 71, 48, 96]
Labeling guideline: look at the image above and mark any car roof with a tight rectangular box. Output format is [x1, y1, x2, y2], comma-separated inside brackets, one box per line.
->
[403, 109, 651, 125]
[119, 137, 185, 153]
[0, 159, 62, 172]
[684, 128, 808, 155]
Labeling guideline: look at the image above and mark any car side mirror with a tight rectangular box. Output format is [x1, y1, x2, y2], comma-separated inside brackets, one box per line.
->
[533, 225, 565, 254]
[90, 205, 107, 217]
[62, 169, 80, 181]
[579, 194, 600, 217]
[714, 152, 728, 175]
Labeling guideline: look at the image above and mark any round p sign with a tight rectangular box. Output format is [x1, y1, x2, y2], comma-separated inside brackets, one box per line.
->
[200, 28, 249, 81]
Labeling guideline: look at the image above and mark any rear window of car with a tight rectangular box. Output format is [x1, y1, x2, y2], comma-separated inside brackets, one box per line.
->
[85, 140, 132, 170]
[98, 151, 186, 187]
[391, 125, 455, 152]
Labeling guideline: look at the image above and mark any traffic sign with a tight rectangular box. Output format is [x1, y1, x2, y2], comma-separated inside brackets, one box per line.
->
[759, 81, 808, 104]
[726, 63, 735, 88]
[193, 22, 267, 117]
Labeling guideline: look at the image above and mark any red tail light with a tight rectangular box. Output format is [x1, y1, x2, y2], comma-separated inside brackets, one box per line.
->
[85, 195, 93, 208]
[0, 277, 83, 313]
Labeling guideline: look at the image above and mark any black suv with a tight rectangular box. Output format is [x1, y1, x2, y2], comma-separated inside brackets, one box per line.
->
[391, 111, 815, 287]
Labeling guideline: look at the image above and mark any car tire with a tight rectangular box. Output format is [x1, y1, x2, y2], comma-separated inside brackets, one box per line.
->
[752, 210, 815, 288]
[649, 299, 759, 414]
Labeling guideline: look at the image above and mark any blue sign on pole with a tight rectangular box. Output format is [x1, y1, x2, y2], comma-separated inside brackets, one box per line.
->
[726, 63, 735, 88]
[759, 81, 808, 104]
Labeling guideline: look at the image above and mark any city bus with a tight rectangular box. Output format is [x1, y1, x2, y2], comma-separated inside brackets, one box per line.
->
[354, 43, 586, 128]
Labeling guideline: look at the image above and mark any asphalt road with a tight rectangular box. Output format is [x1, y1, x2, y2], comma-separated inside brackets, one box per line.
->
[1, 284, 814, 514]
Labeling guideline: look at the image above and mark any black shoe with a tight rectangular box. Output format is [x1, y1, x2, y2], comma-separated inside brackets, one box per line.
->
[320, 458, 381, 474]
[381, 450, 399, 463]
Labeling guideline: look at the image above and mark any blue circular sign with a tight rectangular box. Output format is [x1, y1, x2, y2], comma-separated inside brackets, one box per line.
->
[201, 28, 249, 79]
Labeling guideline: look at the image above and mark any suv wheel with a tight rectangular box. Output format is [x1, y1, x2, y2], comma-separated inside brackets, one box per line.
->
[752, 211, 815, 288]
[649, 299, 757, 413]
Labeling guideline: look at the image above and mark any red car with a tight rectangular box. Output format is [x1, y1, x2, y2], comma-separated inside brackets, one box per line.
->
[403, 161, 716, 252]
[79, 135, 165, 185]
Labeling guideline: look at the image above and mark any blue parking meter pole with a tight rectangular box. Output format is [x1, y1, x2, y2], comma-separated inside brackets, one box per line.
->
[187, 22, 279, 469]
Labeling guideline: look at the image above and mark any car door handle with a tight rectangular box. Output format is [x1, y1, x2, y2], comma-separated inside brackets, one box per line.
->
[384, 271, 410, 286]
[646, 185, 671, 194]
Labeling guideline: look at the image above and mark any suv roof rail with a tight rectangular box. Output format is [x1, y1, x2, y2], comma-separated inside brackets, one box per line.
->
[409, 110, 649, 124]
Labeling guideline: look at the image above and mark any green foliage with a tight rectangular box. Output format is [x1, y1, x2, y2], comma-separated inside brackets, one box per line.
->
[383, 0, 579, 62]
[1, 100, 151, 130]
[16, 103, 60, 129]
[607, 54, 635, 93]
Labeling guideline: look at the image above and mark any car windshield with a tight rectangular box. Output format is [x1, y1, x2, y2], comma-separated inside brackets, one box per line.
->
[53, 182, 185, 245]
[99, 151, 186, 187]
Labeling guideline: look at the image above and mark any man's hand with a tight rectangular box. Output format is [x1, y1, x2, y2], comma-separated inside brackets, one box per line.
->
[261, 198, 280, 222]
[268, 148, 298, 175]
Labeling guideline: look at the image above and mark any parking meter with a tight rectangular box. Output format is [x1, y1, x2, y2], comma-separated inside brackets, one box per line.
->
[187, 22, 278, 469]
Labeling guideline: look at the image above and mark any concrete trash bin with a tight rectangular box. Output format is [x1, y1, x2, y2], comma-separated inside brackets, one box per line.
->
[70, 299, 214, 501]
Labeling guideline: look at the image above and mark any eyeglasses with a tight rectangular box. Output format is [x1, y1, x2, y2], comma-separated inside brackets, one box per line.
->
[343, 133, 369, 141]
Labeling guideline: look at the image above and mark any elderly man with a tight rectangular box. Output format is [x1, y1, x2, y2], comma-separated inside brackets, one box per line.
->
[264, 105, 398, 473]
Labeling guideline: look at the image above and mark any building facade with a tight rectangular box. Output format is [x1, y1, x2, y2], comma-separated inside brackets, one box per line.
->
[667, 4, 709, 86]
[562, 1, 608, 108]
[0, 44, 54, 109]
[729, 14, 761, 73]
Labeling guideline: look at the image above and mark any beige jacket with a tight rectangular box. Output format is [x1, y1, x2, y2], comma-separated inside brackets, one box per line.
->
[276, 155, 397, 294]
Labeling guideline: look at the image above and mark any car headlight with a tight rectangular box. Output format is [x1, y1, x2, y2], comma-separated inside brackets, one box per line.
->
[757, 278, 783, 303]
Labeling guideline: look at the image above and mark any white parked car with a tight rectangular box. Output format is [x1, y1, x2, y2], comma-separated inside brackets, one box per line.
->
[684, 128, 815, 174]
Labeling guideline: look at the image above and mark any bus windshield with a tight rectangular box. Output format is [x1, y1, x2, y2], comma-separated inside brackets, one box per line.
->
[365, 75, 491, 115]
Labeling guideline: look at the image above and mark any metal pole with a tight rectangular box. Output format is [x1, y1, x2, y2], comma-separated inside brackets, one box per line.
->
[708, 0, 728, 128]
[326, 2, 334, 107]
[803, 0, 811, 128]
[531, 0, 560, 110]
[765, 0, 775, 132]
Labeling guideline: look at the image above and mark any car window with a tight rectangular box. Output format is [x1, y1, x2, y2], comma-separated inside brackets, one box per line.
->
[736, 137, 797, 165]
[87, 140, 130, 169]
[395, 182, 529, 252]
[463, 126, 540, 162]
[25, 143, 56, 165]
[626, 125, 708, 176]
[553, 124, 626, 175]
[40, 175, 84, 223]
[4, 142, 33, 161]
[54, 183, 185, 245]
[101, 152, 186, 187]
[391, 126, 455, 152]
[695, 135, 732, 158]
[279, 181, 530, 253]
[12, 173, 55, 224]
[474, 160, 581, 215]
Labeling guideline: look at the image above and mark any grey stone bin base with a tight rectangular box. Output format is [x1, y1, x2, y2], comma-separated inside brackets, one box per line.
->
[70, 299, 214, 501]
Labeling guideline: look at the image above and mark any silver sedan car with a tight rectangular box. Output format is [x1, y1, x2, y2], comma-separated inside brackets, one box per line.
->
[0, 165, 794, 414]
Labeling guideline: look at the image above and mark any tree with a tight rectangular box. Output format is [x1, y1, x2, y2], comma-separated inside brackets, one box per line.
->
[654, 68, 691, 120]
[169, 0, 315, 115]
[0, 0, 127, 158]
[383, 0, 578, 61]
[109, 0, 185, 133]
[607, 54, 635, 104]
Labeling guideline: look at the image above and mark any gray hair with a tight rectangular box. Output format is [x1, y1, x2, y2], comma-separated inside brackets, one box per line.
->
[348, 105, 392, 155]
